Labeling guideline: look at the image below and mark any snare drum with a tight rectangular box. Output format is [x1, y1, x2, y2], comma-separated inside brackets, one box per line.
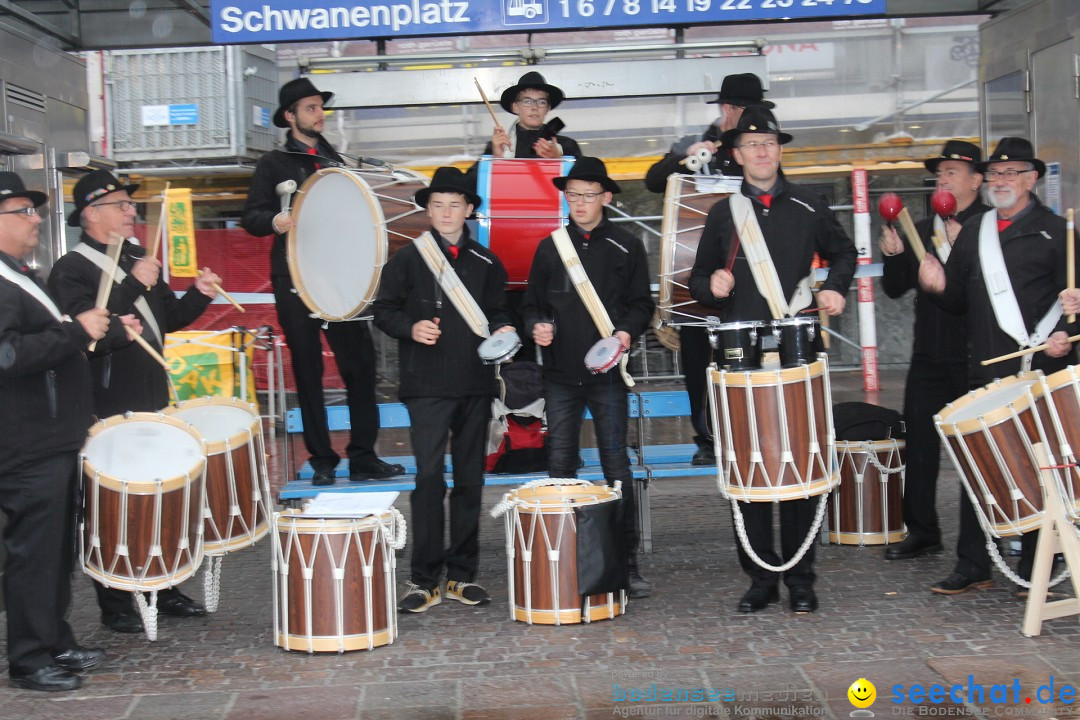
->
[708, 357, 838, 502]
[585, 336, 625, 374]
[658, 174, 732, 326]
[708, 320, 765, 371]
[81, 413, 207, 592]
[478, 330, 522, 365]
[1031, 365, 1080, 521]
[499, 483, 625, 625]
[163, 397, 271, 555]
[828, 439, 906, 545]
[935, 373, 1046, 537]
[772, 317, 819, 368]
[272, 510, 401, 653]
[288, 167, 429, 321]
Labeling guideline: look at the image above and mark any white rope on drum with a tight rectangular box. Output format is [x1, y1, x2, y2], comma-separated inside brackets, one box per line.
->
[986, 536, 1070, 589]
[134, 589, 159, 642]
[386, 507, 408, 550]
[730, 492, 830, 573]
[203, 556, 222, 613]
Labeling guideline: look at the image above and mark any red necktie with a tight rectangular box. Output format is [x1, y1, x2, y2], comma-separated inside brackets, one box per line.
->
[448, 245, 459, 260]
[997, 218, 1012, 233]
[306, 146, 321, 170]
[759, 194, 772, 208]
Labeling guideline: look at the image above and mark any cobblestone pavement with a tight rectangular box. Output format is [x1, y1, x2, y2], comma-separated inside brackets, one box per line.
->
[3, 368, 1080, 719]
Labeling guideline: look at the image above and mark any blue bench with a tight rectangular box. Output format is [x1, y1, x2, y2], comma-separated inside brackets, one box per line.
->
[636, 391, 716, 480]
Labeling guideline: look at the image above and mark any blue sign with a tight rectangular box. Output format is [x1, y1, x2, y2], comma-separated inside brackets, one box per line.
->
[211, 0, 886, 44]
[169, 104, 199, 125]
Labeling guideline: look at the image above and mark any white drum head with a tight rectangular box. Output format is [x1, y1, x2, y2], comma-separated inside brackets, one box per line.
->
[585, 337, 624, 373]
[169, 403, 255, 442]
[85, 419, 204, 481]
[478, 330, 522, 364]
[947, 376, 1040, 422]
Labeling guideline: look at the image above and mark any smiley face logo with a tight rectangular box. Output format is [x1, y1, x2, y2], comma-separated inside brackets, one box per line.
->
[848, 678, 876, 709]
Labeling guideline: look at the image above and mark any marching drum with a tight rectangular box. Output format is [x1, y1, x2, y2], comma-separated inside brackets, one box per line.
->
[657, 174, 732, 326]
[708, 320, 765, 371]
[935, 373, 1046, 537]
[709, 357, 838, 503]
[1031, 366, 1080, 520]
[272, 510, 404, 653]
[288, 166, 429, 321]
[478, 329, 522, 365]
[585, 336, 625, 374]
[828, 439, 906, 545]
[496, 483, 625, 625]
[81, 413, 207, 592]
[772, 317, 819, 368]
[163, 397, 271, 555]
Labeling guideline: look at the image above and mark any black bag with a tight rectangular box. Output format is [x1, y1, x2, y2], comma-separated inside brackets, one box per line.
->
[574, 500, 629, 597]
[833, 401, 904, 441]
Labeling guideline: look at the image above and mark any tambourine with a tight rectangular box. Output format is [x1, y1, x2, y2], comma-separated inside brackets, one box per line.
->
[584, 336, 625, 374]
[478, 330, 522, 365]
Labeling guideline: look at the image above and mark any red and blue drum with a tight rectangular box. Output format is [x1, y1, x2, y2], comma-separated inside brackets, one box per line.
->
[475, 157, 575, 288]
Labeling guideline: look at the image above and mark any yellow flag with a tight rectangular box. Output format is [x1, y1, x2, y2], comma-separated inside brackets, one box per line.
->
[166, 188, 198, 277]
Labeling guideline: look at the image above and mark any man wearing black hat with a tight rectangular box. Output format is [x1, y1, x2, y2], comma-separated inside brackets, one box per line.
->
[478, 71, 581, 161]
[878, 140, 988, 562]
[521, 157, 655, 599]
[645, 72, 774, 467]
[0, 172, 108, 691]
[689, 107, 857, 614]
[920, 136, 1076, 596]
[242, 77, 405, 487]
[374, 167, 513, 613]
[49, 169, 222, 632]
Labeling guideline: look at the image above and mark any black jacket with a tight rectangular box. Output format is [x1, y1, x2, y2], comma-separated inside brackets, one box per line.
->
[689, 175, 857, 321]
[241, 133, 345, 279]
[373, 228, 511, 399]
[48, 234, 212, 416]
[644, 123, 741, 194]
[521, 217, 654, 386]
[0, 253, 94, 473]
[881, 200, 989, 364]
[933, 196, 1077, 387]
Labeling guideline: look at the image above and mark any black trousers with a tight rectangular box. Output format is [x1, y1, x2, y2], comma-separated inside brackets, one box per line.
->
[734, 498, 818, 589]
[901, 357, 968, 542]
[0, 453, 78, 675]
[403, 395, 489, 588]
[273, 275, 381, 473]
[955, 490, 1038, 580]
[680, 326, 712, 442]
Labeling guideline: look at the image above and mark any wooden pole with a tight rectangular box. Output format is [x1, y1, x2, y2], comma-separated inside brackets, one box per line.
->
[1067, 208, 1075, 323]
[88, 233, 126, 352]
[147, 181, 170, 261]
[897, 208, 927, 263]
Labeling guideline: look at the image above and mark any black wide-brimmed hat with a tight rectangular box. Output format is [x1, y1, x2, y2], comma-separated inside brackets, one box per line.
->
[552, 156, 620, 195]
[720, 106, 793, 148]
[414, 167, 482, 209]
[0, 172, 47, 208]
[273, 77, 334, 129]
[924, 140, 982, 173]
[706, 73, 774, 109]
[68, 169, 139, 227]
[499, 71, 565, 114]
[975, 136, 1046, 178]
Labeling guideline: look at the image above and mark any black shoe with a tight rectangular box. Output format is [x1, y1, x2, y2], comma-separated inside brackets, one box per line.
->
[158, 590, 207, 618]
[628, 559, 652, 599]
[737, 585, 779, 613]
[930, 572, 993, 595]
[9, 665, 82, 692]
[53, 646, 106, 672]
[884, 535, 944, 560]
[691, 443, 715, 466]
[102, 611, 144, 634]
[789, 586, 818, 614]
[349, 458, 405, 481]
[312, 469, 336, 486]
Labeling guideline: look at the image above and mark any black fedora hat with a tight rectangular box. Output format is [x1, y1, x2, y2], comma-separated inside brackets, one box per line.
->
[273, 77, 334, 129]
[720, 106, 793, 149]
[975, 136, 1046, 178]
[414, 167, 482, 209]
[706, 73, 774, 109]
[68, 169, 139, 227]
[924, 140, 982, 173]
[552, 156, 620, 195]
[499, 71, 565, 114]
[0, 172, 47, 208]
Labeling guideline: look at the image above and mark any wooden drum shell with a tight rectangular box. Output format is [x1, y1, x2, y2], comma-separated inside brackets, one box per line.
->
[828, 439, 906, 545]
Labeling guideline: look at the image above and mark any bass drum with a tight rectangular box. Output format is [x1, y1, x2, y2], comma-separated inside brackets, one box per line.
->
[287, 167, 429, 321]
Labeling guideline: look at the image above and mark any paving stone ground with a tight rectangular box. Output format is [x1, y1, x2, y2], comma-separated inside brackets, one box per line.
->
[3, 368, 1080, 720]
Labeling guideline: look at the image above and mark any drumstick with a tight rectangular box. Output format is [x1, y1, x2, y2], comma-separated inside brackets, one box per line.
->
[126, 325, 171, 371]
[88, 233, 127, 352]
[147, 181, 170, 261]
[211, 282, 245, 313]
[980, 333, 1080, 366]
[1068, 208, 1075, 323]
[473, 77, 502, 130]
[724, 232, 741, 272]
[897, 208, 927, 264]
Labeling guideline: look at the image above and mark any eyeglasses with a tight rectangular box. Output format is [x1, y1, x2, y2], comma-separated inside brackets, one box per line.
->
[738, 140, 779, 151]
[985, 168, 1033, 181]
[515, 97, 550, 108]
[565, 191, 602, 203]
[90, 200, 139, 211]
[0, 206, 39, 217]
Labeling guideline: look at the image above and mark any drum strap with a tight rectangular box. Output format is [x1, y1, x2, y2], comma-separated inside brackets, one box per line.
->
[977, 211, 1061, 349]
[0, 260, 66, 322]
[550, 227, 634, 387]
[72, 243, 164, 347]
[729, 194, 814, 318]
[931, 215, 952, 263]
[412, 233, 490, 338]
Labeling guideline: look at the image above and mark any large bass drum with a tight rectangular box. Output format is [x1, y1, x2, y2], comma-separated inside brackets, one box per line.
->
[287, 167, 429, 321]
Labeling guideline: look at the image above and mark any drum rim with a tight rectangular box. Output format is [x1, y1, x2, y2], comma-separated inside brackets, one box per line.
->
[274, 509, 390, 530]
[287, 167, 390, 322]
[478, 330, 523, 362]
[709, 358, 826, 386]
[936, 372, 1041, 435]
[162, 396, 260, 453]
[509, 484, 619, 511]
[585, 336, 624, 372]
[772, 316, 819, 327]
[83, 412, 208, 493]
[1037, 364, 1078, 392]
